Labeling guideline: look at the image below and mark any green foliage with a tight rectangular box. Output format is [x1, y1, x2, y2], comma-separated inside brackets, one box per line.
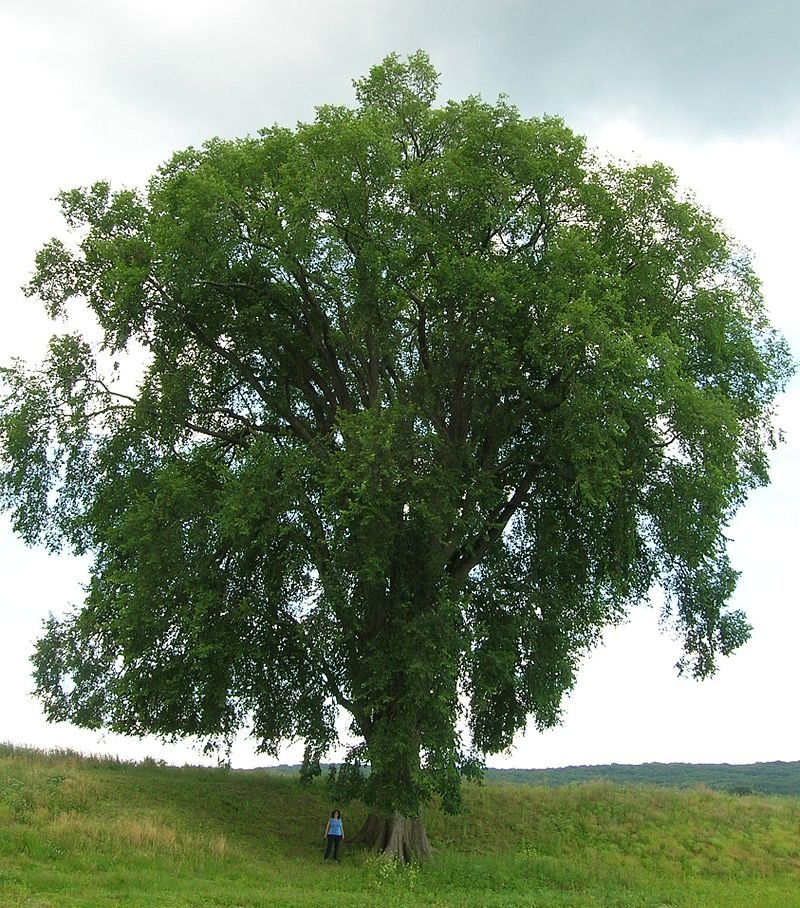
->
[0, 52, 794, 820]
[326, 753, 368, 804]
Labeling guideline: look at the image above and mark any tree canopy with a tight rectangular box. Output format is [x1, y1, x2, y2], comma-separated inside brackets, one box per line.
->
[0, 52, 792, 853]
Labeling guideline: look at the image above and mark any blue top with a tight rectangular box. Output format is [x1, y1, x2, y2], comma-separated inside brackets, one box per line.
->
[328, 817, 343, 836]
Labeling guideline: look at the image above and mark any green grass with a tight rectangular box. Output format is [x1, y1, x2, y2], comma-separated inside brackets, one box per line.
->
[2, 744, 800, 906]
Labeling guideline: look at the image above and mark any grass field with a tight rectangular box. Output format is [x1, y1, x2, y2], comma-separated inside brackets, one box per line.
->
[2, 744, 799, 907]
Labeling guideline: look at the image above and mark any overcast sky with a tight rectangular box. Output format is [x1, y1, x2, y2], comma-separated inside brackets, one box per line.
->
[1, 0, 798, 770]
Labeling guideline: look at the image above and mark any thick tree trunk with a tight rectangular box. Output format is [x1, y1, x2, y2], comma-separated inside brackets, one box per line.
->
[352, 813, 433, 863]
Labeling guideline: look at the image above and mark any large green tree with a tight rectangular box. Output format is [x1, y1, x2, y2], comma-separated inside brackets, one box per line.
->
[1, 53, 792, 859]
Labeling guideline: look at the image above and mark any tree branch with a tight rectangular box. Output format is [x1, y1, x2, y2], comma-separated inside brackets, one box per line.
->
[446, 463, 541, 580]
[293, 266, 360, 411]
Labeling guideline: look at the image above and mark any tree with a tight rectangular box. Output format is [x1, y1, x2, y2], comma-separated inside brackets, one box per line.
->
[0, 52, 792, 860]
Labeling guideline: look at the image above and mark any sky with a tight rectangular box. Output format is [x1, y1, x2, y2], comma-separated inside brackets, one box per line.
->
[1, 0, 798, 770]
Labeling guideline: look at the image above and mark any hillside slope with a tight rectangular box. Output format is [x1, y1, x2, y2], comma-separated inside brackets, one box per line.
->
[2, 744, 800, 907]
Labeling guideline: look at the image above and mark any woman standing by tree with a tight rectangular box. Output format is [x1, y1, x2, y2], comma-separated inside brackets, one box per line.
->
[324, 810, 344, 862]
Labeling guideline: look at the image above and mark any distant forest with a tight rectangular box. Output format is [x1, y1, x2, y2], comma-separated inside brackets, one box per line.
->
[482, 762, 800, 796]
[263, 762, 800, 797]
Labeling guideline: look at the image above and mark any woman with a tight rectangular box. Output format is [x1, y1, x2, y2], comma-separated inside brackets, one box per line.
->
[323, 809, 344, 862]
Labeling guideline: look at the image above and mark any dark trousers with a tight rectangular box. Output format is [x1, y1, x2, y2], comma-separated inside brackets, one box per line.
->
[324, 834, 342, 861]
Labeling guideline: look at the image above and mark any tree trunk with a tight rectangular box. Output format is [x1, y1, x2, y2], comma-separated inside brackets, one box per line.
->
[352, 813, 433, 863]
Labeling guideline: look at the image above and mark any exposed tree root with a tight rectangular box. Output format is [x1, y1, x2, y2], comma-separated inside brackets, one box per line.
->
[352, 813, 433, 863]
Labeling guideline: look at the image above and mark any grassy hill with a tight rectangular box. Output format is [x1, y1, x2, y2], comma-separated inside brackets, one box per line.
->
[2, 744, 800, 907]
